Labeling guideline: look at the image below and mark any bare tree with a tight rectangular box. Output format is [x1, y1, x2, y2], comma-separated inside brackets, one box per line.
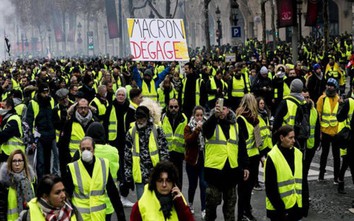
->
[323, 0, 329, 53]
[261, 0, 267, 59]
[270, 0, 277, 49]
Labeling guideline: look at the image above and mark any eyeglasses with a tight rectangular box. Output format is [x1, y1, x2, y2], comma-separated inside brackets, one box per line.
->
[169, 105, 179, 109]
[12, 159, 24, 164]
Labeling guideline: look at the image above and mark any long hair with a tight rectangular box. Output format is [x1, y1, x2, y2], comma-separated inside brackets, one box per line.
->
[235, 93, 258, 119]
[7, 149, 32, 181]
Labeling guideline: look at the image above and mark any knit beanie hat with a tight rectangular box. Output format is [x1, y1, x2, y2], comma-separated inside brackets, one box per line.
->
[260, 66, 268, 75]
[135, 106, 150, 119]
[327, 78, 338, 89]
[144, 69, 153, 77]
[290, 79, 303, 93]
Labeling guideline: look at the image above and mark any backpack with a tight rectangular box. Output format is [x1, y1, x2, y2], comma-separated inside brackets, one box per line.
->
[285, 97, 310, 140]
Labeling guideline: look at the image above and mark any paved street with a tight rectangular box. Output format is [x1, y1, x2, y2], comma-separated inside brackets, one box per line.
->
[115, 149, 354, 221]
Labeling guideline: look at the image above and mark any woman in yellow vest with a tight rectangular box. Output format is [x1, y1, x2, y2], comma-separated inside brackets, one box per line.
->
[236, 94, 261, 221]
[265, 125, 309, 221]
[18, 174, 81, 221]
[0, 149, 35, 221]
[130, 161, 194, 221]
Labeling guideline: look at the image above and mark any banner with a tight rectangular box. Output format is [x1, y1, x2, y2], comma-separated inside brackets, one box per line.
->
[52, 3, 64, 42]
[127, 18, 189, 61]
[305, 0, 319, 26]
[105, 0, 119, 39]
[276, 0, 297, 28]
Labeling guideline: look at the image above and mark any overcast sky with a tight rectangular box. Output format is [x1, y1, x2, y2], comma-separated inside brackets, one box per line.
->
[0, 0, 15, 61]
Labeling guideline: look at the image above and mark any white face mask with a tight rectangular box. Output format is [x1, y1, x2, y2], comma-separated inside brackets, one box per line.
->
[81, 150, 93, 163]
[0, 108, 9, 116]
[137, 121, 147, 129]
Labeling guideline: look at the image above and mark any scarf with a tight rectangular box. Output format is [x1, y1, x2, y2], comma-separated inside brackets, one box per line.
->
[289, 93, 305, 102]
[188, 116, 205, 150]
[75, 110, 92, 128]
[38, 198, 73, 221]
[156, 191, 173, 220]
[325, 88, 337, 97]
[10, 170, 34, 212]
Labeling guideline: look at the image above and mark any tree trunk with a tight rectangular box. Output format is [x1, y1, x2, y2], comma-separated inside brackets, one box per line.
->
[270, 0, 277, 49]
[166, 0, 171, 18]
[204, 0, 211, 52]
[261, 1, 267, 60]
[323, 0, 329, 53]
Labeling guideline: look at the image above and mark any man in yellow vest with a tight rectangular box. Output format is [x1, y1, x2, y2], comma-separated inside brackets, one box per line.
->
[206, 69, 228, 110]
[316, 78, 341, 183]
[64, 137, 126, 221]
[90, 84, 108, 123]
[26, 83, 56, 180]
[57, 98, 95, 176]
[125, 88, 143, 129]
[228, 66, 249, 111]
[161, 99, 187, 189]
[132, 63, 171, 101]
[0, 98, 25, 162]
[202, 100, 249, 221]
[124, 105, 170, 199]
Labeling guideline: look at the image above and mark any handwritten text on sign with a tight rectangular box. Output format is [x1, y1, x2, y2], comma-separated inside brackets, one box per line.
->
[127, 18, 189, 61]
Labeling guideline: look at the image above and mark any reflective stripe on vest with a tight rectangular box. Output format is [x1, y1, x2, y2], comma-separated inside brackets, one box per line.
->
[139, 184, 180, 221]
[69, 122, 86, 157]
[307, 107, 318, 149]
[283, 97, 301, 126]
[29, 98, 55, 132]
[142, 80, 157, 101]
[320, 97, 339, 127]
[266, 145, 303, 210]
[157, 88, 177, 108]
[68, 158, 108, 221]
[238, 115, 259, 157]
[205, 124, 239, 170]
[1, 115, 24, 156]
[208, 77, 228, 101]
[161, 114, 187, 153]
[130, 125, 160, 183]
[258, 115, 273, 151]
[28, 198, 77, 221]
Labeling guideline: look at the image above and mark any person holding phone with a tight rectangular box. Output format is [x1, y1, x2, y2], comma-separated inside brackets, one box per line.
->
[130, 161, 194, 221]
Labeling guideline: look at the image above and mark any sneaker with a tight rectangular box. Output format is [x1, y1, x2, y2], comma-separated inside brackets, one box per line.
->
[253, 183, 263, 191]
[188, 203, 194, 214]
[201, 210, 206, 220]
[333, 178, 339, 185]
[120, 196, 134, 207]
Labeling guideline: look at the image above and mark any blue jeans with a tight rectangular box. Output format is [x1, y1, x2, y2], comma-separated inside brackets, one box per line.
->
[36, 138, 56, 180]
[136, 183, 145, 200]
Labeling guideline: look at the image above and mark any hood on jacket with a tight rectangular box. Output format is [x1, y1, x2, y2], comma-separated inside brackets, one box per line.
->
[0, 162, 36, 187]
[86, 122, 106, 144]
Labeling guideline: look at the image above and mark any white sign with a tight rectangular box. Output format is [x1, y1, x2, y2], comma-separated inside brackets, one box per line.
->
[127, 18, 190, 61]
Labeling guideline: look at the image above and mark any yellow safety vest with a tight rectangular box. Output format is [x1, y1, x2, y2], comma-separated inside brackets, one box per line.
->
[157, 88, 177, 109]
[161, 114, 187, 153]
[231, 76, 246, 97]
[29, 98, 55, 132]
[237, 115, 259, 157]
[68, 158, 109, 221]
[108, 105, 127, 141]
[205, 124, 239, 170]
[283, 97, 303, 127]
[139, 184, 181, 221]
[7, 180, 35, 221]
[69, 122, 86, 157]
[258, 115, 273, 151]
[90, 97, 108, 121]
[55, 107, 61, 142]
[208, 77, 228, 101]
[181, 78, 202, 106]
[94, 144, 119, 215]
[142, 80, 157, 101]
[307, 107, 318, 149]
[266, 145, 303, 210]
[27, 198, 78, 221]
[129, 125, 160, 183]
[320, 97, 339, 128]
[1, 115, 24, 156]
[14, 103, 25, 117]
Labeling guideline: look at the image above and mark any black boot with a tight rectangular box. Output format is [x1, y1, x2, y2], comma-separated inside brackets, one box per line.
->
[338, 181, 346, 194]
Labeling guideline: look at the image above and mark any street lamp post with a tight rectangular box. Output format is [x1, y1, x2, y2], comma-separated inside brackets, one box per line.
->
[77, 22, 82, 54]
[297, 0, 303, 40]
[104, 25, 108, 55]
[149, 11, 155, 19]
[47, 27, 51, 53]
[215, 6, 222, 47]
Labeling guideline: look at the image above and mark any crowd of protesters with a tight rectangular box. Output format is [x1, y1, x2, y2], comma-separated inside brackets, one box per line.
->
[0, 32, 353, 221]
